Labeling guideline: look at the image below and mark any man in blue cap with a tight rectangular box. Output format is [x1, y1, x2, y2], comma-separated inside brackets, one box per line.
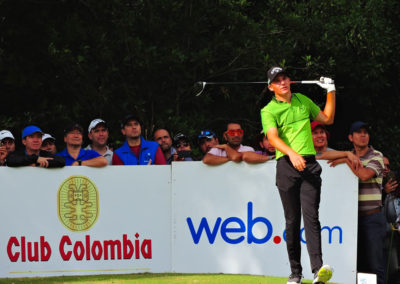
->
[7, 125, 65, 168]
[197, 130, 219, 158]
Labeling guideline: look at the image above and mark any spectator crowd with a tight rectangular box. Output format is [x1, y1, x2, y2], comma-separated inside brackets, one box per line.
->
[1, 114, 399, 283]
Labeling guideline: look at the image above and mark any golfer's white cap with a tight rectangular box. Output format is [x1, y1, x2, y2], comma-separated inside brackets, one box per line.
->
[0, 130, 15, 141]
[88, 118, 106, 133]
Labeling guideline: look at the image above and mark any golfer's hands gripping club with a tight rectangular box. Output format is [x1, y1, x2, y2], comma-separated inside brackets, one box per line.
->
[316, 77, 335, 93]
[288, 152, 306, 171]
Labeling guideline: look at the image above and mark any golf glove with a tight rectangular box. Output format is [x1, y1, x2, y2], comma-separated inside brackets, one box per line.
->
[317, 77, 335, 93]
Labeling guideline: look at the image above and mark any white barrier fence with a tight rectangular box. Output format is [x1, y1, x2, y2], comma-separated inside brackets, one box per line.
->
[0, 161, 358, 283]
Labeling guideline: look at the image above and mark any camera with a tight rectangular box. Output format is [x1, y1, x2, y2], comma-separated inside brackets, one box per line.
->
[177, 150, 191, 159]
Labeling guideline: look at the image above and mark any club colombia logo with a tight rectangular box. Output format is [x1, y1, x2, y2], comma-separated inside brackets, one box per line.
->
[57, 175, 99, 232]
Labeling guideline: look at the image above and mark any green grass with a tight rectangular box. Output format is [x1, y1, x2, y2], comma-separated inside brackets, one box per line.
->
[0, 273, 323, 284]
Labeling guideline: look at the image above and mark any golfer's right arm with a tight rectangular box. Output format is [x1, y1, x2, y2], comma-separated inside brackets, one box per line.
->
[266, 128, 306, 171]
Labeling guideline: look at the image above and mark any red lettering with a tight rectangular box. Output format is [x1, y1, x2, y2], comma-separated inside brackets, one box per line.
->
[91, 241, 103, 260]
[141, 239, 152, 259]
[40, 236, 51, 261]
[85, 235, 91, 260]
[59, 235, 72, 260]
[21, 236, 26, 262]
[57, 234, 151, 262]
[135, 234, 140, 259]
[104, 240, 121, 260]
[123, 234, 133, 259]
[73, 241, 85, 260]
[7, 237, 20, 262]
[27, 242, 39, 261]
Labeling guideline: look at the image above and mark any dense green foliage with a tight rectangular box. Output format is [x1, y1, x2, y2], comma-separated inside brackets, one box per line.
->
[1, 0, 400, 166]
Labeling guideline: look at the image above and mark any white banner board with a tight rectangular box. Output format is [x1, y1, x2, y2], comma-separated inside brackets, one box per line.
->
[0, 161, 358, 283]
[0, 166, 172, 277]
[172, 161, 358, 283]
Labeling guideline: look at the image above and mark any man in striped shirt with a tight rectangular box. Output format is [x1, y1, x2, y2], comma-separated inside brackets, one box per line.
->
[329, 121, 386, 284]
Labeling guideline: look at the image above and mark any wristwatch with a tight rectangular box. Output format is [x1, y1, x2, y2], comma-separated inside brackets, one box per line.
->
[78, 160, 82, 166]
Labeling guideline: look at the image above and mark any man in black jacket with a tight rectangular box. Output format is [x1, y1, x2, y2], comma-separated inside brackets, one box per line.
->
[7, 125, 65, 168]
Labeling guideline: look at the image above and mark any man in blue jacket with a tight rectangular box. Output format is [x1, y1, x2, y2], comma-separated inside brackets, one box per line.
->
[112, 114, 166, 165]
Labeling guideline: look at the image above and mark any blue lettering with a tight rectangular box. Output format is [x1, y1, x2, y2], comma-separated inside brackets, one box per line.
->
[220, 217, 245, 244]
[321, 226, 343, 244]
[186, 202, 343, 245]
[186, 217, 221, 244]
[283, 226, 343, 244]
[247, 202, 273, 244]
[301, 228, 306, 243]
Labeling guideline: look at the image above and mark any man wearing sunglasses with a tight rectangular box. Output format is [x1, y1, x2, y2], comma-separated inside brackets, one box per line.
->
[202, 122, 254, 165]
[261, 67, 335, 284]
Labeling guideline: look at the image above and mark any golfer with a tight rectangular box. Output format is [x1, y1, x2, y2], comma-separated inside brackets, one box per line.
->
[261, 67, 335, 284]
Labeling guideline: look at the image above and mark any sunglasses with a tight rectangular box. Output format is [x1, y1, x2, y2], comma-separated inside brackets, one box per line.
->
[176, 142, 189, 148]
[226, 129, 244, 136]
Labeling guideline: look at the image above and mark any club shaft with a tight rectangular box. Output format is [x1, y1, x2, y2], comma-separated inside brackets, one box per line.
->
[290, 80, 320, 84]
[202, 81, 267, 85]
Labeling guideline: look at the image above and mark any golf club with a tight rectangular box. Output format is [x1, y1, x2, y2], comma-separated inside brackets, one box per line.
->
[194, 77, 334, 96]
[194, 81, 267, 97]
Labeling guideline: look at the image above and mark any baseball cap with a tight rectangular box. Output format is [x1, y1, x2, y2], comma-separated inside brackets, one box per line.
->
[121, 114, 142, 128]
[42, 133, 56, 142]
[197, 130, 217, 140]
[267, 66, 287, 85]
[88, 118, 106, 133]
[64, 123, 84, 135]
[22, 125, 43, 139]
[173, 133, 188, 144]
[0, 130, 15, 141]
[349, 121, 369, 134]
[310, 121, 330, 139]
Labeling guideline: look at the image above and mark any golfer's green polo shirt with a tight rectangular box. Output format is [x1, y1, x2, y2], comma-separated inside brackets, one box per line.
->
[261, 93, 320, 159]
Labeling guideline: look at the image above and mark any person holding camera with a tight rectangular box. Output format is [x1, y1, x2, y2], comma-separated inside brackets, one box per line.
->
[172, 133, 196, 162]
[0, 130, 16, 166]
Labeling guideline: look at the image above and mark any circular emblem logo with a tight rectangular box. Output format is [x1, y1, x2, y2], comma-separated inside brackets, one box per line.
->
[58, 175, 99, 232]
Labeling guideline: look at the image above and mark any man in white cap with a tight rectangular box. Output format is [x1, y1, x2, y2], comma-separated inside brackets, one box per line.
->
[41, 133, 57, 154]
[86, 118, 113, 164]
[0, 130, 16, 166]
[7, 125, 65, 168]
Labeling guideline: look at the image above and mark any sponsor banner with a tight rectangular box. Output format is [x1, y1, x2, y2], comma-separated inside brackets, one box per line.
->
[0, 166, 171, 277]
[1, 162, 358, 283]
[172, 161, 358, 284]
